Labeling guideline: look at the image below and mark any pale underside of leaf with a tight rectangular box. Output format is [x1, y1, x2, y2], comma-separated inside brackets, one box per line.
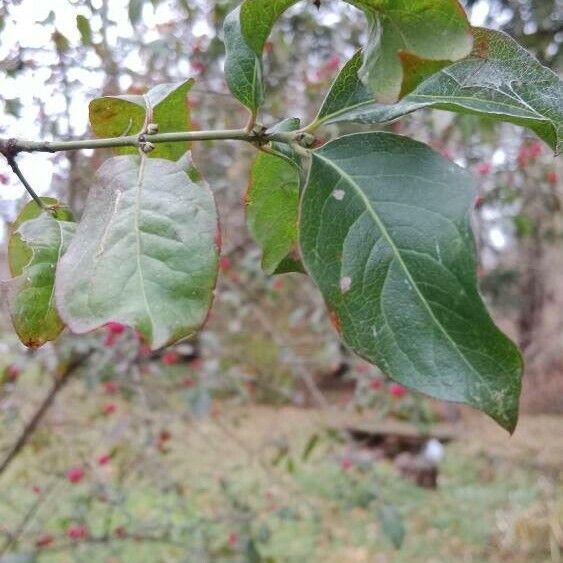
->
[55, 154, 219, 349]
[319, 28, 562, 153]
[299, 132, 522, 431]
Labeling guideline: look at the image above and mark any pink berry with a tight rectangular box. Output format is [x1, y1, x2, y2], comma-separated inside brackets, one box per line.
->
[67, 525, 88, 540]
[476, 162, 492, 176]
[369, 378, 382, 390]
[162, 351, 180, 365]
[389, 383, 407, 398]
[228, 532, 238, 547]
[340, 457, 353, 470]
[67, 466, 84, 483]
[106, 322, 125, 335]
[219, 256, 231, 272]
[102, 402, 117, 415]
[97, 453, 111, 466]
[103, 381, 119, 394]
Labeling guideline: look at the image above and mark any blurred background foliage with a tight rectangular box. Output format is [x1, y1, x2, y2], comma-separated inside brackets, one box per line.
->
[0, 0, 562, 561]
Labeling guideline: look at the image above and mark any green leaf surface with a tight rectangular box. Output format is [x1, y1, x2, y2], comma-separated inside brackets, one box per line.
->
[246, 117, 302, 274]
[8, 198, 73, 278]
[76, 14, 92, 45]
[350, 0, 472, 102]
[5, 208, 75, 347]
[128, 0, 145, 26]
[89, 79, 194, 160]
[378, 504, 405, 549]
[318, 28, 563, 153]
[55, 154, 219, 350]
[246, 151, 300, 274]
[299, 132, 522, 431]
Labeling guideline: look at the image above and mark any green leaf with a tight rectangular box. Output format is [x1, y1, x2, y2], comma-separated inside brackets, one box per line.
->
[55, 154, 219, 350]
[4, 205, 75, 347]
[246, 151, 299, 274]
[89, 79, 194, 161]
[378, 504, 405, 549]
[224, 0, 302, 112]
[351, 0, 472, 102]
[318, 28, 563, 153]
[246, 118, 301, 274]
[76, 15, 92, 46]
[299, 132, 522, 431]
[8, 198, 73, 278]
[128, 0, 145, 26]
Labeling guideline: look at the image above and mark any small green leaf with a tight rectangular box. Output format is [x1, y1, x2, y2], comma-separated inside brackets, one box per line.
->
[89, 79, 194, 161]
[299, 132, 522, 431]
[351, 0, 472, 102]
[76, 15, 92, 46]
[246, 118, 301, 275]
[318, 28, 563, 153]
[246, 151, 299, 274]
[4, 204, 75, 348]
[8, 198, 73, 278]
[55, 154, 219, 350]
[128, 0, 145, 26]
[223, 0, 300, 112]
[378, 504, 405, 549]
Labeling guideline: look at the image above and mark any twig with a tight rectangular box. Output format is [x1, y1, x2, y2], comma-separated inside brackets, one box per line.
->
[0, 353, 89, 479]
[5, 156, 48, 211]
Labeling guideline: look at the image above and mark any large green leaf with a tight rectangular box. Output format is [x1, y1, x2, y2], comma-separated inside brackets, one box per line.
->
[350, 0, 472, 102]
[224, 0, 471, 109]
[55, 154, 219, 350]
[299, 132, 522, 431]
[316, 28, 563, 153]
[4, 206, 75, 347]
[89, 79, 194, 160]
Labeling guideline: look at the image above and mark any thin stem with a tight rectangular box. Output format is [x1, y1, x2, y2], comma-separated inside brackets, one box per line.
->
[0, 129, 255, 156]
[6, 157, 48, 211]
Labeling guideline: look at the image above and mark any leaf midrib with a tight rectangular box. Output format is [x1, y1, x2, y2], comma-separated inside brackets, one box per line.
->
[314, 150, 485, 385]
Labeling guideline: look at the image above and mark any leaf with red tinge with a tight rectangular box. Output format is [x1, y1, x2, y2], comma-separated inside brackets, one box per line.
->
[55, 154, 219, 350]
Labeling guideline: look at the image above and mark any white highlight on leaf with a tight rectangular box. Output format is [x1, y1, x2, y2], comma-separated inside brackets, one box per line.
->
[340, 276, 352, 293]
[332, 189, 346, 201]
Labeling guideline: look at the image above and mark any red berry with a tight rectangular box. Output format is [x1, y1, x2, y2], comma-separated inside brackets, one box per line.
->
[389, 383, 407, 398]
[527, 141, 542, 159]
[219, 255, 231, 272]
[476, 162, 492, 176]
[326, 55, 340, 71]
[97, 453, 111, 466]
[191, 61, 205, 73]
[546, 171, 559, 185]
[35, 534, 55, 548]
[182, 376, 195, 387]
[103, 381, 119, 394]
[189, 358, 203, 371]
[162, 351, 180, 365]
[5, 364, 21, 381]
[272, 278, 285, 291]
[67, 466, 84, 483]
[369, 378, 382, 391]
[32, 485, 41, 494]
[67, 525, 88, 540]
[106, 322, 125, 335]
[102, 402, 117, 415]
[340, 457, 353, 470]
[228, 532, 238, 547]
